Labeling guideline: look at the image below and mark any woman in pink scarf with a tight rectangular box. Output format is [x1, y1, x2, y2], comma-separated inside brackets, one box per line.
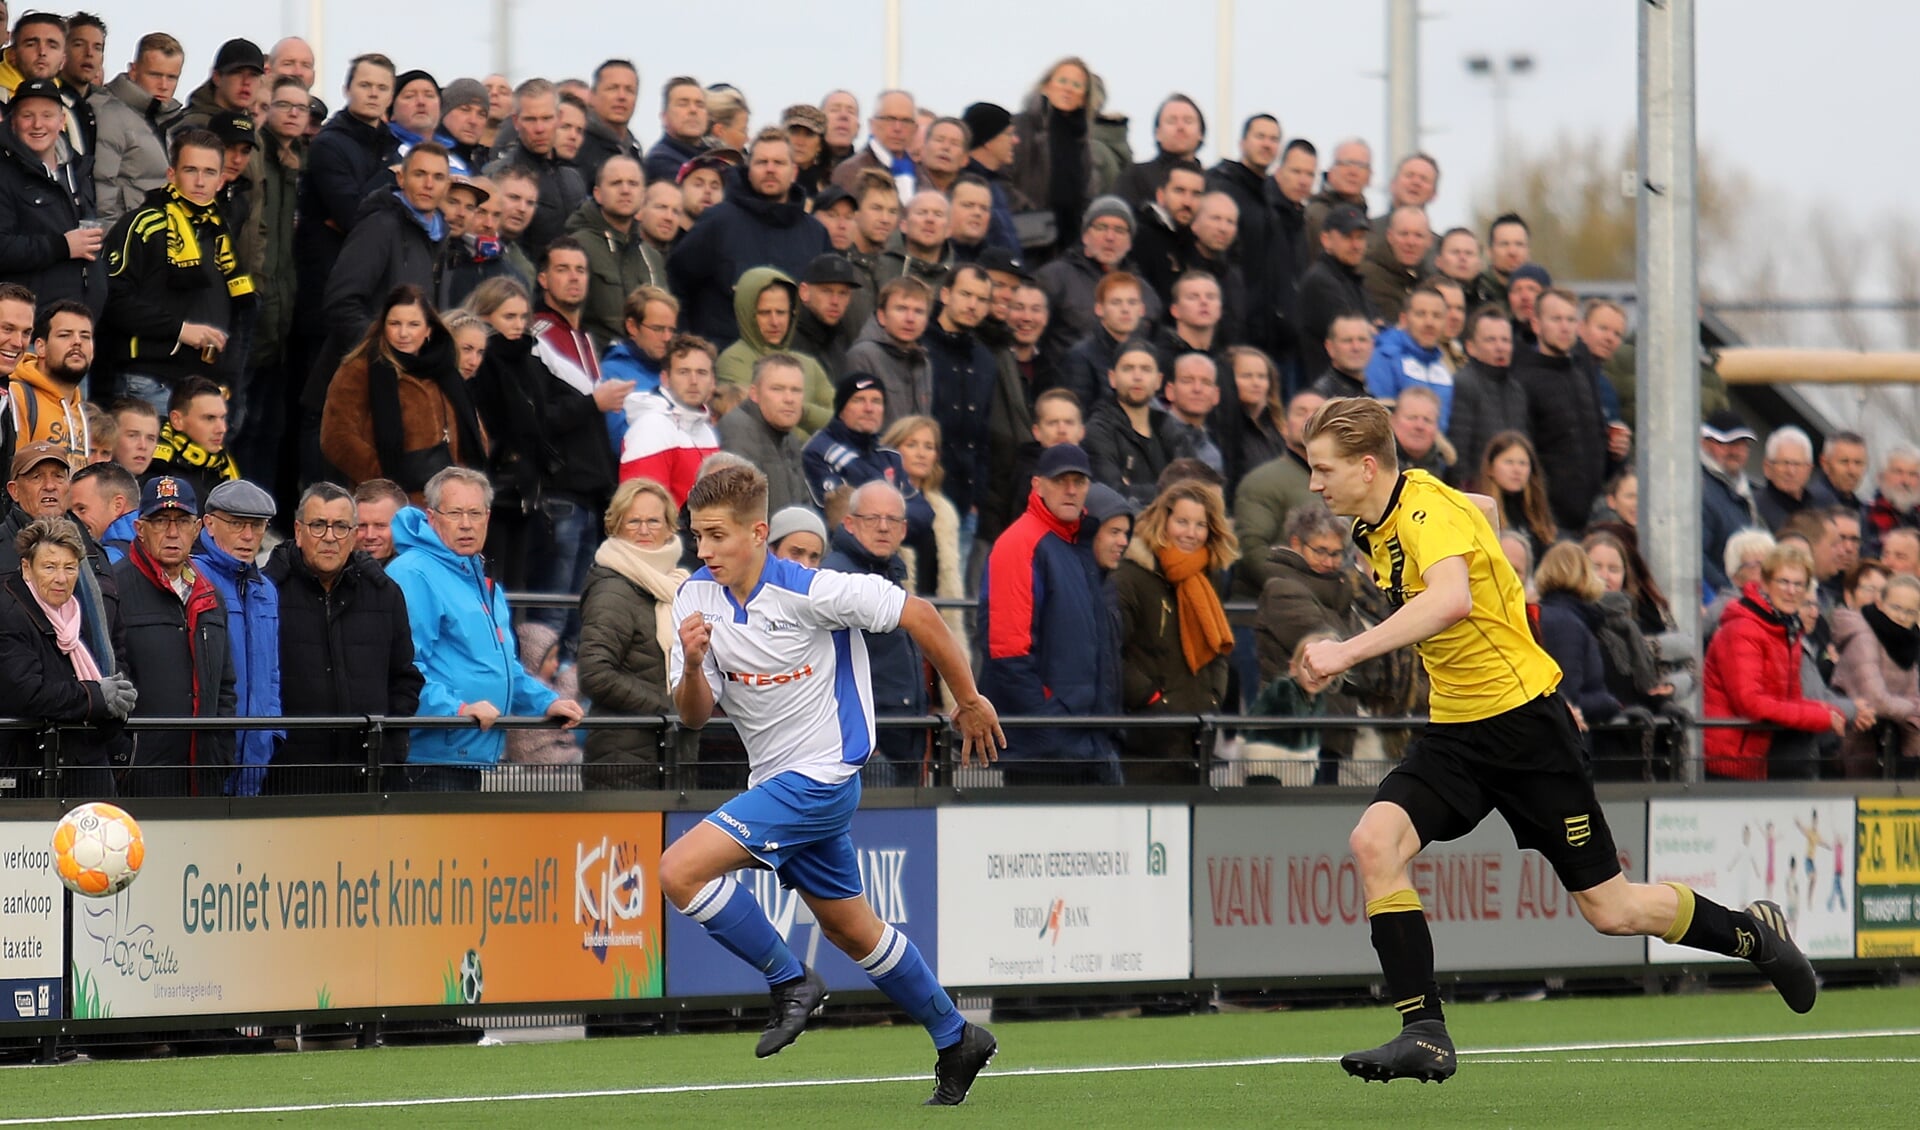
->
[0, 518, 137, 798]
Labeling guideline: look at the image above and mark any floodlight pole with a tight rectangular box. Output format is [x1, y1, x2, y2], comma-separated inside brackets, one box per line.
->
[1638, 0, 1702, 779]
[1386, 0, 1420, 165]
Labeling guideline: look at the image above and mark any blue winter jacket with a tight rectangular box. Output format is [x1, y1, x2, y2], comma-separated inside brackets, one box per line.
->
[822, 528, 927, 766]
[191, 532, 283, 795]
[1365, 326, 1455, 428]
[980, 489, 1122, 778]
[100, 511, 136, 563]
[599, 339, 663, 452]
[385, 507, 558, 766]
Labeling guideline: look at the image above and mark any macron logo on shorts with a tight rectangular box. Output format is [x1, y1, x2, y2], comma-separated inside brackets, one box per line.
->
[717, 811, 752, 840]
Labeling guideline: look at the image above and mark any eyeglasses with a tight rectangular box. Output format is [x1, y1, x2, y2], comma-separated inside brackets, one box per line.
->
[431, 507, 488, 525]
[302, 520, 355, 540]
[212, 513, 269, 533]
[852, 513, 906, 529]
[1302, 543, 1345, 561]
[1770, 578, 1809, 592]
[622, 517, 669, 533]
[270, 101, 309, 113]
[637, 322, 676, 336]
[1087, 221, 1129, 237]
[141, 512, 195, 529]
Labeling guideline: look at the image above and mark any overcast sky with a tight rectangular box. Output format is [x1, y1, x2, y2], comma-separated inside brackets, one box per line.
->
[68, 0, 1908, 296]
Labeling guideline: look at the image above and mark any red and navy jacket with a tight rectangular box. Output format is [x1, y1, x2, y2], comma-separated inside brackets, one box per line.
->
[980, 488, 1121, 766]
[529, 303, 618, 508]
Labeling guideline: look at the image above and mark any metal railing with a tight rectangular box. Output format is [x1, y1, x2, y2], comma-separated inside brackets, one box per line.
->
[3, 709, 1915, 800]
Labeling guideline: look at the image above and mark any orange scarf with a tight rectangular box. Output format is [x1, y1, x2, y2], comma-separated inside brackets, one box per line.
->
[1157, 544, 1234, 674]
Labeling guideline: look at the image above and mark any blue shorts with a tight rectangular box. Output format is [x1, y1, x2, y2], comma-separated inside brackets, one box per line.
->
[706, 771, 864, 900]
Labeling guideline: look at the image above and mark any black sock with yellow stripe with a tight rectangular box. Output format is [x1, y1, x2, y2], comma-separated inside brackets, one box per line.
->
[1660, 882, 1763, 959]
[1367, 889, 1443, 1027]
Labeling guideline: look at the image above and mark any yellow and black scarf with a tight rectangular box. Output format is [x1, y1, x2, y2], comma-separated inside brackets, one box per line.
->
[151, 419, 241, 485]
[133, 185, 255, 300]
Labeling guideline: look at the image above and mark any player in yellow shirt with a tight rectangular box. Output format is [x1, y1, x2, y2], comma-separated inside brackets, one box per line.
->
[1297, 398, 1815, 1084]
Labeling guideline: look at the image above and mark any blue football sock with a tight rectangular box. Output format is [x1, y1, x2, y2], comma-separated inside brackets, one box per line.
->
[857, 925, 965, 1048]
[682, 877, 805, 988]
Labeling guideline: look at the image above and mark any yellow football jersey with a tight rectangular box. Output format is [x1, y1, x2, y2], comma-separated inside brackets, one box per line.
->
[1351, 470, 1561, 723]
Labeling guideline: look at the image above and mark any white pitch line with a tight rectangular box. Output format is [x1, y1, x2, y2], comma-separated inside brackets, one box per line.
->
[7, 1027, 1920, 1125]
[1474, 1057, 1920, 1064]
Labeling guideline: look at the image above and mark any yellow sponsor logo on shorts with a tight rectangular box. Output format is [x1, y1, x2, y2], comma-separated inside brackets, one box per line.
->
[1564, 814, 1592, 847]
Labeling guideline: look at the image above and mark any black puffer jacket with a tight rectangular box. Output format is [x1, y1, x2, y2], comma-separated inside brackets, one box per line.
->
[261, 541, 422, 780]
[1296, 252, 1376, 378]
[1445, 359, 1529, 486]
[293, 111, 398, 337]
[0, 570, 127, 789]
[0, 124, 106, 316]
[667, 166, 829, 347]
[1515, 347, 1613, 531]
[1085, 398, 1188, 507]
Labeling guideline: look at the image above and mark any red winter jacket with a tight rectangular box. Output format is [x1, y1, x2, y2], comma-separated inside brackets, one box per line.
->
[1701, 583, 1837, 779]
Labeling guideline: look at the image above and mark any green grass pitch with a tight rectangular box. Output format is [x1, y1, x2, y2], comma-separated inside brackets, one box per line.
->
[4, 984, 1917, 1128]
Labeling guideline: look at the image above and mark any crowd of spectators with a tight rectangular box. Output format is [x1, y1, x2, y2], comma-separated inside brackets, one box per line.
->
[0, 15, 1910, 798]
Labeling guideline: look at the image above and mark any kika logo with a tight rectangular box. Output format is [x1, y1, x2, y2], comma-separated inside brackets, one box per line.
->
[1146, 812, 1167, 876]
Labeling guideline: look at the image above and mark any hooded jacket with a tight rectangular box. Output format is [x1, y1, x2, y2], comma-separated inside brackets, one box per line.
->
[844, 315, 932, 424]
[981, 488, 1121, 775]
[384, 506, 559, 767]
[921, 318, 998, 516]
[1702, 583, 1838, 780]
[821, 526, 927, 766]
[0, 121, 107, 316]
[667, 165, 830, 347]
[1365, 326, 1454, 427]
[191, 531, 282, 795]
[714, 267, 836, 433]
[89, 75, 181, 225]
[294, 110, 399, 337]
[7, 354, 88, 465]
[262, 540, 421, 778]
[112, 542, 236, 795]
[564, 197, 665, 351]
[1445, 358, 1529, 487]
[618, 383, 719, 504]
[716, 397, 809, 515]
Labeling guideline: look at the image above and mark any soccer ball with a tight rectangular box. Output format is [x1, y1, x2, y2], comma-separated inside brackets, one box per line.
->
[459, 949, 484, 1005]
[51, 803, 145, 897]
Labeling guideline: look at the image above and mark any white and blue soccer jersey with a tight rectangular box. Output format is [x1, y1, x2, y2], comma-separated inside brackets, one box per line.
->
[670, 553, 908, 789]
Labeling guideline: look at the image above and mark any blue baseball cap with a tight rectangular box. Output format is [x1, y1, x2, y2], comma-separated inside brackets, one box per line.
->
[1035, 443, 1092, 480]
[139, 475, 199, 518]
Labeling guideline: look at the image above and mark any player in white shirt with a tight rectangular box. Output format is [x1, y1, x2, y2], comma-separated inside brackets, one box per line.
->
[662, 464, 1004, 1106]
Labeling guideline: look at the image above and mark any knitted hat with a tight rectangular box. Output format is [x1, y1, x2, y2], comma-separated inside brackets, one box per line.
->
[1082, 195, 1134, 235]
[961, 102, 1013, 146]
[1509, 263, 1552, 290]
[442, 77, 489, 114]
[834, 372, 886, 414]
[768, 506, 828, 548]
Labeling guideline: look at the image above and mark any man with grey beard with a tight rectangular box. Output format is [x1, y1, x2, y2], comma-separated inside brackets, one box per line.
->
[1865, 443, 1920, 559]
